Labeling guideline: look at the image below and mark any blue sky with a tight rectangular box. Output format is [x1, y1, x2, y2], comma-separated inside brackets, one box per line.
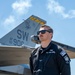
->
[0, 0, 75, 75]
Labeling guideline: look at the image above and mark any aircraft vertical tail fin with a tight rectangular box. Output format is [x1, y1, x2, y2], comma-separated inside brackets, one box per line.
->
[0, 15, 46, 47]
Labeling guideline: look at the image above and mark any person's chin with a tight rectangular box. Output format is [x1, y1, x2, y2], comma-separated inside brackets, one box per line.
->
[40, 39, 44, 41]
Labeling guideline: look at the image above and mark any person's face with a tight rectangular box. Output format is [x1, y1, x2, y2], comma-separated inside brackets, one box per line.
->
[37, 27, 52, 42]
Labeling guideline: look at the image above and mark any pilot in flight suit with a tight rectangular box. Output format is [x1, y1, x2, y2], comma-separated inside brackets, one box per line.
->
[29, 25, 71, 75]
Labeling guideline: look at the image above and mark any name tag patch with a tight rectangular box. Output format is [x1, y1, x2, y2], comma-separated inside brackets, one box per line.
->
[46, 49, 55, 54]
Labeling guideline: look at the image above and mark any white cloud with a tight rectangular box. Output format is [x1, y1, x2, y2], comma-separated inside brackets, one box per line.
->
[47, 0, 75, 19]
[68, 10, 75, 18]
[3, 0, 32, 28]
[12, 0, 32, 15]
[3, 15, 15, 26]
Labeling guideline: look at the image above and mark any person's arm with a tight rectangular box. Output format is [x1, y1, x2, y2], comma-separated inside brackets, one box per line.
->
[56, 49, 71, 75]
[29, 56, 33, 75]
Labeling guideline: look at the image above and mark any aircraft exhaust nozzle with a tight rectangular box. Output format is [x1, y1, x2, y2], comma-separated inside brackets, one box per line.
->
[31, 35, 41, 44]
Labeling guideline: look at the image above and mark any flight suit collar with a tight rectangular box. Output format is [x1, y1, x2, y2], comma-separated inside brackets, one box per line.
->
[39, 41, 52, 54]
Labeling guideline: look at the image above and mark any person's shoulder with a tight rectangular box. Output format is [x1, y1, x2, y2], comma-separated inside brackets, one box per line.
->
[51, 42, 66, 53]
[51, 42, 59, 51]
[54, 44, 71, 63]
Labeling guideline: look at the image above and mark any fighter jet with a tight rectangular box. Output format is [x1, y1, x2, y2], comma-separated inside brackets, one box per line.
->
[0, 15, 75, 75]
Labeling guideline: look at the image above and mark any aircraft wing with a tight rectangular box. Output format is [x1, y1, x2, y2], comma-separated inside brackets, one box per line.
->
[52, 40, 75, 59]
[0, 46, 34, 66]
[0, 42, 75, 67]
[0, 41, 75, 67]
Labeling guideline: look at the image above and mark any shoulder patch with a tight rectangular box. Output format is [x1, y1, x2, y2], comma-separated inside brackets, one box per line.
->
[57, 45, 67, 56]
[57, 45, 70, 63]
[60, 50, 67, 56]
[64, 55, 70, 63]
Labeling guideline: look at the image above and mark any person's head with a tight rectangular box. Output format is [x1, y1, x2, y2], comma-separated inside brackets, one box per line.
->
[37, 25, 53, 42]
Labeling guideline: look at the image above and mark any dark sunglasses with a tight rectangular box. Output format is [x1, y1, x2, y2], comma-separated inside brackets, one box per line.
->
[37, 30, 51, 35]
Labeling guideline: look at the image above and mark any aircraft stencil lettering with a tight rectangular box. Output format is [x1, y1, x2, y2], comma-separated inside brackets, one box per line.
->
[17, 29, 29, 41]
[9, 37, 24, 46]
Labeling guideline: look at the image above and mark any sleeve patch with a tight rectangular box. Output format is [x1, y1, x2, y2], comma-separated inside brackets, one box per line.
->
[64, 55, 70, 63]
[60, 50, 66, 56]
